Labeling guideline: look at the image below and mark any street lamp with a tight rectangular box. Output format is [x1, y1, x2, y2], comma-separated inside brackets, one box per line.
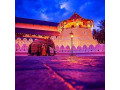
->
[70, 31, 74, 56]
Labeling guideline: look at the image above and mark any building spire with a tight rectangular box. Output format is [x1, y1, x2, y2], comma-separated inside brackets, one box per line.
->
[69, 12, 82, 20]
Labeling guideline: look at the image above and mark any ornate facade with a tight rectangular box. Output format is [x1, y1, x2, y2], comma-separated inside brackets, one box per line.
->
[15, 17, 59, 48]
[51, 13, 98, 47]
[15, 13, 99, 55]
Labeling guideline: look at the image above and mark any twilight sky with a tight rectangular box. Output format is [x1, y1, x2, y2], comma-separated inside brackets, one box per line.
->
[15, 0, 105, 30]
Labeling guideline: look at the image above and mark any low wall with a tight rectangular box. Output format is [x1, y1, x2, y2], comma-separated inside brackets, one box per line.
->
[15, 41, 105, 56]
[15, 37, 105, 56]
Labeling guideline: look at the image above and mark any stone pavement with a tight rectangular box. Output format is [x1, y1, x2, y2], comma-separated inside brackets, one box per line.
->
[15, 56, 105, 90]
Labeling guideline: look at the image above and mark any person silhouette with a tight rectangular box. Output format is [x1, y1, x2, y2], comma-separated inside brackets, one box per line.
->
[42, 44, 46, 56]
[46, 45, 50, 56]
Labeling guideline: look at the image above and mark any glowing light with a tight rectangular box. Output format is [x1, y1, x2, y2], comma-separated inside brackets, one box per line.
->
[76, 23, 79, 26]
[15, 23, 58, 32]
[70, 31, 74, 38]
[87, 24, 90, 27]
[71, 35, 74, 38]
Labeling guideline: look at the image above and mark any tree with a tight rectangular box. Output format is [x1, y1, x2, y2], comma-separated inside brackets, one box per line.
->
[93, 20, 105, 44]
[98, 20, 105, 32]
[92, 29, 96, 39]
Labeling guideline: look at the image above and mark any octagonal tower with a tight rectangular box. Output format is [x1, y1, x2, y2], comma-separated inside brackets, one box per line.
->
[51, 12, 98, 48]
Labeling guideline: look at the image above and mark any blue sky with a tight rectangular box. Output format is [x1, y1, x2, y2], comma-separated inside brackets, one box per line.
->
[15, 0, 105, 30]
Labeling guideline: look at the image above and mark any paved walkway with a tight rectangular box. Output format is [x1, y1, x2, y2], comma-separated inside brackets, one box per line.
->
[15, 56, 105, 90]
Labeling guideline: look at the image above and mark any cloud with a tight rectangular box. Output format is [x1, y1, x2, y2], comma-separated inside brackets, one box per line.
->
[79, 2, 92, 12]
[93, 21, 100, 30]
[41, 13, 50, 21]
[60, 2, 69, 10]
[60, 1, 73, 16]
[41, 8, 47, 13]
[15, 0, 105, 25]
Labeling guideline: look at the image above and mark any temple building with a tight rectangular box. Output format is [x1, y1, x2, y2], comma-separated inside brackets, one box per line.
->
[15, 17, 59, 47]
[51, 12, 98, 47]
[15, 12, 98, 51]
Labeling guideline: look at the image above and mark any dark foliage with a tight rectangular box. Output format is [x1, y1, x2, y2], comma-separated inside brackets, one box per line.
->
[93, 20, 105, 44]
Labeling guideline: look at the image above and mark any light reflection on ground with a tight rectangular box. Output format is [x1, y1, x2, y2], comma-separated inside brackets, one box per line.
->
[16, 56, 105, 90]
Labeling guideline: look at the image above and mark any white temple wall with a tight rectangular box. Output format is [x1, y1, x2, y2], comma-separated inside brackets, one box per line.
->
[51, 27, 98, 48]
[15, 37, 105, 56]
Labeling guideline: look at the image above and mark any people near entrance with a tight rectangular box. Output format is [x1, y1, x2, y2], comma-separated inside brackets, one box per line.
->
[46, 37, 52, 56]
[36, 42, 51, 56]
[42, 44, 46, 56]
[37, 42, 42, 56]
[46, 45, 50, 56]
[29, 38, 56, 56]
[28, 44, 31, 55]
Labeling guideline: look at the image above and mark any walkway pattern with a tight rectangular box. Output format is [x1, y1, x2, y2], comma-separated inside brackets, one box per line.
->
[15, 56, 105, 90]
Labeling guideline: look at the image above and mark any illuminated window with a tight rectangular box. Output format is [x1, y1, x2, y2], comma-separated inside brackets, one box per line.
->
[64, 22, 66, 24]
[71, 25, 74, 28]
[79, 25, 82, 28]
[83, 22, 85, 25]
[88, 24, 90, 27]
[76, 23, 79, 26]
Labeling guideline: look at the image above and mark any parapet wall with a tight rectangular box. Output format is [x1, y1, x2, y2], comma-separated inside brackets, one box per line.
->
[15, 37, 105, 56]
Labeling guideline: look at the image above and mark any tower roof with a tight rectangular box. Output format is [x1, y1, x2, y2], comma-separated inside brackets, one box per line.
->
[69, 12, 82, 20]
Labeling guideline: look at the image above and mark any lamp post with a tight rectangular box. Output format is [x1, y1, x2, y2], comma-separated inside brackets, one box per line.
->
[70, 31, 74, 56]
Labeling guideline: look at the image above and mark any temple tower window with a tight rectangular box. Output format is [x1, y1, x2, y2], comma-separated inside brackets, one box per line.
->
[71, 25, 74, 28]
